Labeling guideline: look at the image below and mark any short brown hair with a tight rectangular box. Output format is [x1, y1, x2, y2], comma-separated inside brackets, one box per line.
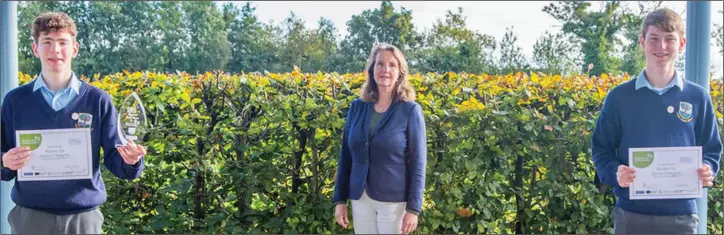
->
[641, 8, 685, 38]
[32, 12, 77, 41]
[360, 43, 416, 102]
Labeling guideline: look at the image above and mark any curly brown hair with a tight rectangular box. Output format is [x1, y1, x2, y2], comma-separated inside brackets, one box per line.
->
[32, 12, 77, 41]
[360, 43, 416, 103]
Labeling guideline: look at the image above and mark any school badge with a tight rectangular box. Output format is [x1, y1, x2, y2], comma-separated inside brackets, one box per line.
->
[75, 113, 93, 128]
[676, 102, 693, 123]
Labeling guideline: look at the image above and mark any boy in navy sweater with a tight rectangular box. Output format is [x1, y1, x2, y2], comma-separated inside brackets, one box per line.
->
[591, 8, 722, 234]
[0, 12, 147, 234]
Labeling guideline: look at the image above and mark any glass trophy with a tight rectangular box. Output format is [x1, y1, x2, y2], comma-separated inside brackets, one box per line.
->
[117, 92, 148, 144]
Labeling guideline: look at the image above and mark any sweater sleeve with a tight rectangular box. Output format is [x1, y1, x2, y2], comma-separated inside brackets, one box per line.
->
[1, 96, 17, 181]
[591, 91, 623, 187]
[695, 93, 722, 177]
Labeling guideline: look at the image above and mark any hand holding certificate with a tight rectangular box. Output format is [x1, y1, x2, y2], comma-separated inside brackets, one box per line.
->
[697, 164, 715, 187]
[1, 146, 32, 171]
[15, 128, 93, 181]
[628, 146, 703, 200]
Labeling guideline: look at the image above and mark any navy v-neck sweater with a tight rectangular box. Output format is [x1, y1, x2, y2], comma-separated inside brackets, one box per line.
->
[1, 81, 144, 215]
[592, 78, 722, 215]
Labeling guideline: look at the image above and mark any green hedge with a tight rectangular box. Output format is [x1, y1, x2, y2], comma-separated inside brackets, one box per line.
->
[19, 71, 722, 234]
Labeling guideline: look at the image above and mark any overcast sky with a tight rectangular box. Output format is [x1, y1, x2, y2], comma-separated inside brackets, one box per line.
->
[229, 1, 724, 76]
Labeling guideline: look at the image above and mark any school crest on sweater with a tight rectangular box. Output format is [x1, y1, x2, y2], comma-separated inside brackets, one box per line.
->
[677, 102, 693, 122]
[74, 112, 93, 128]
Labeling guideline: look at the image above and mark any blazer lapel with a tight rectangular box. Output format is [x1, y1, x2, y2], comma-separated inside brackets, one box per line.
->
[360, 101, 371, 140]
[369, 102, 398, 139]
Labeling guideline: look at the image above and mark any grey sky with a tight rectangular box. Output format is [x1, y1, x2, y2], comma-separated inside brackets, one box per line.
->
[234, 1, 724, 76]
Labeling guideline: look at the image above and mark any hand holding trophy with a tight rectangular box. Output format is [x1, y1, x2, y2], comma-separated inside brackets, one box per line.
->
[116, 92, 148, 164]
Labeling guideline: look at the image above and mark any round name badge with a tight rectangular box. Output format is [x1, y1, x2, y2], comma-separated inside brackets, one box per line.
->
[667, 106, 674, 114]
[72, 112, 79, 120]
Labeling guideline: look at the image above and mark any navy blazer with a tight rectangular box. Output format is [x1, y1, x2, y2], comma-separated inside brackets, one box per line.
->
[333, 98, 427, 213]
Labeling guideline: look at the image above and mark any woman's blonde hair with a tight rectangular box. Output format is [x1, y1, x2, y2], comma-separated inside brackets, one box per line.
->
[360, 43, 416, 102]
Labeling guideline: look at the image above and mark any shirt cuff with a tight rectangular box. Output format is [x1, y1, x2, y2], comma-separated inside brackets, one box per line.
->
[0, 152, 9, 170]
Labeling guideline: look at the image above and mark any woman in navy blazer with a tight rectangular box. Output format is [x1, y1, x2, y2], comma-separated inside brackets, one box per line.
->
[333, 43, 427, 234]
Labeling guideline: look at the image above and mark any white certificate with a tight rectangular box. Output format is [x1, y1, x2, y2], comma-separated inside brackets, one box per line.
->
[629, 146, 703, 200]
[15, 128, 93, 181]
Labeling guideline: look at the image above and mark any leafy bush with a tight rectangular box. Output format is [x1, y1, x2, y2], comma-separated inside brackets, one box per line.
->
[17, 71, 724, 234]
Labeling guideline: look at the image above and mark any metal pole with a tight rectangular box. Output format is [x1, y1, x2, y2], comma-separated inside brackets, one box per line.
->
[685, 1, 711, 234]
[0, 1, 19, 234]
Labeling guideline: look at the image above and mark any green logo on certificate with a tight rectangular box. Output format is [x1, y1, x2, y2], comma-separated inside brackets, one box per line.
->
[632, 151, 654, 168]
[18, 134, 42, 150]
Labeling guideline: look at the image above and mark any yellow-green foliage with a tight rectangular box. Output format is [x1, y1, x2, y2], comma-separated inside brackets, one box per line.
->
[18, 71, 724, 234]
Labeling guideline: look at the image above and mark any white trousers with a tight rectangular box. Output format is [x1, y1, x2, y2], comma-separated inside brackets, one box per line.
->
[350, 190, 407, 234]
